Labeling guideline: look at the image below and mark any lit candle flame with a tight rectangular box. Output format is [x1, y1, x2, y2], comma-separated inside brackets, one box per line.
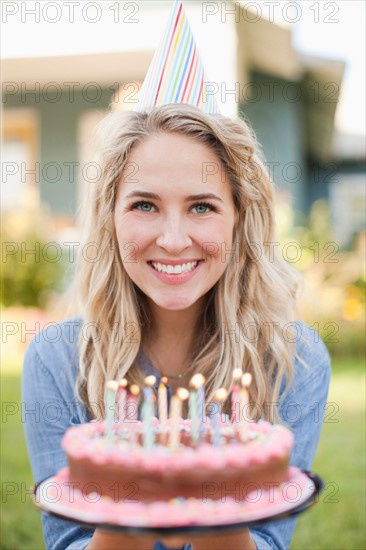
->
[241, 373, 252, 388]
[190, 373, 206, 389]
[129, 384, 140, 396]
[233, 368, 242, 382]
[177, 387, 189, 401]
[214, 388, 228, 402]
[144, 375, 157, 387]
[119, 378, 128, 388]
[106, 380, 119, 392]
[161, 376, 169, 384]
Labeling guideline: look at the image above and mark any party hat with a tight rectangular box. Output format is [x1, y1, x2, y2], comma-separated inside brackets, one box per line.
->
[135, 0, 218, 114]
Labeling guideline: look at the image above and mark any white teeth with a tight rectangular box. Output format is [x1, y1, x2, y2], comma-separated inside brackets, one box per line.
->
[151, 261, 199, 274]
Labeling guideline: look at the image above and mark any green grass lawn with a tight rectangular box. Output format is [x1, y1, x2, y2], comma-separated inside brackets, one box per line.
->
[291, 359, 365, 550]
[1, 374, 45, 550]
[1, 359, 365, 549]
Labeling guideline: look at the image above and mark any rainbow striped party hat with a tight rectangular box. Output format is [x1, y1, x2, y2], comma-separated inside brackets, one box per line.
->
[135, 0, 219, 114]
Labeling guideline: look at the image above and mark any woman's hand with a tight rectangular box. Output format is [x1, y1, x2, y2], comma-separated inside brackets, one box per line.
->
[86, 527, 256, 549]
[161, 528, 257, 549]
[86, 529, 155, 549]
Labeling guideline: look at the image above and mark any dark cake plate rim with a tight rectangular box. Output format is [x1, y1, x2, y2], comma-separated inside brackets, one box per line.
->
[33, 469, 324, 535]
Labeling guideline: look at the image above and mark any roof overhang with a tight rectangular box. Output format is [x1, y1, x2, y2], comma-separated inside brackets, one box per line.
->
[235, 14, 346, 162]
[300, 54, 345, 162]
[1, 50, 151, 88]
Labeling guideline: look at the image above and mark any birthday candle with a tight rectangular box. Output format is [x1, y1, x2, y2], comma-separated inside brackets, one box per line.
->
[142, 375, 156, 450]
[231, 368, 242, 425]
[239, 373, 252, 442]
[158, 377, 168, 443]
[117, 378, 128, 424]
[141, 400, 155, 449]
[211, 388, 228, 446]
[189, 374, 205, 445]
[126, 384, 140, 445]
[143, 375, 156, 409]
[192, 374, 206, 440]
[169, 388, 189, 451]
[126, 384, 140, 422]
[105, 381, 119, 439]
[188, 389, 198, 444]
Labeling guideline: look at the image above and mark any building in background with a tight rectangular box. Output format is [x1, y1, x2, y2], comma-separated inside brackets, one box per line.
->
[2, 1, 365, 247]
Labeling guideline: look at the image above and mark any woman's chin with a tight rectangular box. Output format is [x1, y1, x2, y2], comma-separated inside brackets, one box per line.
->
[150, 295, 198, 312]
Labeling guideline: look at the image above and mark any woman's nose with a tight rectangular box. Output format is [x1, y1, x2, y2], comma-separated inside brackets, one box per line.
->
[156, 215, 193, 252]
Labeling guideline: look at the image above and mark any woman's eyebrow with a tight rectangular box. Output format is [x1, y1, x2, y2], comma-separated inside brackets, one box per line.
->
[124, 191, 160, 200]
[186, 193, 224, 203]
[124, 191, 224, 203]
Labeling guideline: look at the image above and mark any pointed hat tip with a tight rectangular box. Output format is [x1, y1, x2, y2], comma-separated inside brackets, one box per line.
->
[134, 0, 219, 114]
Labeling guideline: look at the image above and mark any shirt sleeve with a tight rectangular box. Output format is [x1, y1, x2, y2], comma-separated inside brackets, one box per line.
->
[248, 323, 331, 549]
[22, 332, 94, 550]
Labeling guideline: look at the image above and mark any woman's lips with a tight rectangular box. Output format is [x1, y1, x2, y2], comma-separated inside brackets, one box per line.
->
[147, 260, 204, 285]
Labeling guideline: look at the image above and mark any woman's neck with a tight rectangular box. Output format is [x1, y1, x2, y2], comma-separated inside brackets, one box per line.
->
[142, 297, 206, 378]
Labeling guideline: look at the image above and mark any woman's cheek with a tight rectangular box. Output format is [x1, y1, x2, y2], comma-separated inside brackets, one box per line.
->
[198, 222, 231, 252]
[117, 221, 149, 247]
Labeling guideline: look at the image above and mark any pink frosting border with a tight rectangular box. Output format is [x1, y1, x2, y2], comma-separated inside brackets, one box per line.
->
[62, 419, 294, 471]
[41, 467, 312, 528]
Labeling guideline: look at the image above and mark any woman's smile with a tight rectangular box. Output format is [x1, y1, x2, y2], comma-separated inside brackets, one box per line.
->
[147, 258, 205, 285]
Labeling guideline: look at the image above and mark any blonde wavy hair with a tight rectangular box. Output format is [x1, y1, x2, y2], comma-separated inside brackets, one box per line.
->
[72, 103, 303, 422]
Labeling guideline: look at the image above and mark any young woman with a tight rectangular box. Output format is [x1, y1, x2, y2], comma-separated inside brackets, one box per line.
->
[22, 104, 331, 550]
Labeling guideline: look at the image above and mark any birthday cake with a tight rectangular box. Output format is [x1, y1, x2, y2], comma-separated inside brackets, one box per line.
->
[48, 375, 315, 529]
[62, 417, 294, 505]
[60, 372, 294, 504]
[49, 374, 309, 528]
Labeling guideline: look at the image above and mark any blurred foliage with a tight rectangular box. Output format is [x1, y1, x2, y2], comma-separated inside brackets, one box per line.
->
[277, 199, 365, 357]
[1, 205, 66, 308]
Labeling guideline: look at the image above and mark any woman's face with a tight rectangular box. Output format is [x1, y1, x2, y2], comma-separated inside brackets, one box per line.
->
[114, 132, 237, 312]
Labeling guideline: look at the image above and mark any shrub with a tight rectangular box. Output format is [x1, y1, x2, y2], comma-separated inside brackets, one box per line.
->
[1, 208, 66, 309]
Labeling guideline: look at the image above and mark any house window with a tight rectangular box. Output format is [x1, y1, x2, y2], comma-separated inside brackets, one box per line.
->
[329, 173, 366, 247]
[2, 109, 39, 211]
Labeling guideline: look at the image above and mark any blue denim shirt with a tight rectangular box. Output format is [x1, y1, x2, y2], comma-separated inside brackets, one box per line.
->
[22, 319, 331, 550]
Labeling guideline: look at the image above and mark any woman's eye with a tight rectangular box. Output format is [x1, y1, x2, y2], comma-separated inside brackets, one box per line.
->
[191, 202, 216, 214]
[130, 201, 216, 214]
[131, 201, 155, 212]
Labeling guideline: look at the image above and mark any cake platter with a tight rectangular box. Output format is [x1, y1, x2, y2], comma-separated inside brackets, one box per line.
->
[33, 468, 323, 536]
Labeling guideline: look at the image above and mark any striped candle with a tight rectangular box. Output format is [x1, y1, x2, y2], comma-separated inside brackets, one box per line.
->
[158, 377, 168, 443]
[117, 378, 128, 424]
[142, 376, 156, 449]
[210, 388, 227, 446]
[141, 399, 155, 450]
[126, 384, 140, 423]
[169, 387, 189, 450]
[231, 368, 242, 426]
[239, 373, 252, 442]
[189, 374, 205, 445]
[126, 384, 140, 445]
[188, 389, 198, 444]
[135, 1, 218, 114]
[197, 380, 206, 440]
[105, 381, 118, 440]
